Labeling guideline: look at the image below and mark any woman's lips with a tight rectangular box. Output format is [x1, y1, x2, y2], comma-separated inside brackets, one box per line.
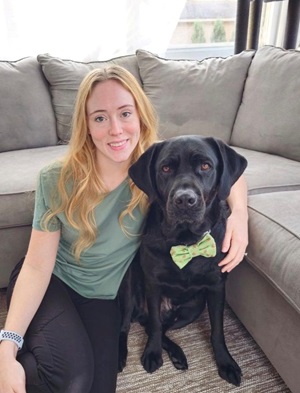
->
[108, 139, 128, 150]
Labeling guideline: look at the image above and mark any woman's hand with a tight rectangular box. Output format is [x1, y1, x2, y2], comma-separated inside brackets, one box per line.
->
[0, 342, 26, 393]
[218, 175, 248, 273]
[218, 207, 248, 273]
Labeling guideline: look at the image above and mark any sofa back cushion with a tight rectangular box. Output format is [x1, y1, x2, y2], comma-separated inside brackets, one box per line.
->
[37, 54, 141, 143]
[0, 57, 58, 152]
[136, 49, 254, 143]
[231, 46, 300, 162]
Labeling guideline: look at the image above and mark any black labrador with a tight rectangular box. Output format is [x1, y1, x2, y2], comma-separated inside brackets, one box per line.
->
[119, 135, 247, 386]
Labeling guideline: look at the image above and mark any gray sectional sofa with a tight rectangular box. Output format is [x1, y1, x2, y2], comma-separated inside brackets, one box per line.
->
[0, 45, 299, 392]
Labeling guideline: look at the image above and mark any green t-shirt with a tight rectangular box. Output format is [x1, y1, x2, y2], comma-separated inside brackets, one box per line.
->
[33, 162, 145, 299]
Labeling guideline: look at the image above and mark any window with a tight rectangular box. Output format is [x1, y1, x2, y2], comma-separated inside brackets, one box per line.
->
[165, 0, 237, 60]
[260, 0, 289, 47]
[165, 0, 300, 60]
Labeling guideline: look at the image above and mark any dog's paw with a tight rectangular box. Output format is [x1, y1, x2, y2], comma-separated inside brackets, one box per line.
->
[169, 351, 188, 370]
[118, 353, 127, 373]
[164, 341, 188, 370]
[217, 361, 242, 386]
[118, 333, 128, 372]
[141, 349, 163, 373]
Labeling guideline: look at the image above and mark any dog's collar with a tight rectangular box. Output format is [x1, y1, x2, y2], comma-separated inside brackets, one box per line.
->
[170, 231, 217, 269]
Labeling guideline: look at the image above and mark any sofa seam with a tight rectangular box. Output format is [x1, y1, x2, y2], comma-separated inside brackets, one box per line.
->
[247, 205, 300, 240]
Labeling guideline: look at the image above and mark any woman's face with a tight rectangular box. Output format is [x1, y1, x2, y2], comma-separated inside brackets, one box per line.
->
[86, 79, 141, 173]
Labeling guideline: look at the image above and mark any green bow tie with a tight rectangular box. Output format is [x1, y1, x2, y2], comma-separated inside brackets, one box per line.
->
[170, 232, 217, 269]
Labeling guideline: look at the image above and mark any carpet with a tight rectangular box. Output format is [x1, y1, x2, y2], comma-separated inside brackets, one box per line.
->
[0, 288, 291, 392]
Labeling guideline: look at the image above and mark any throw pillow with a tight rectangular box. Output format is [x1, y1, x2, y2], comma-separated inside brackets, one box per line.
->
[136, 49, 255, 142]
[0, 57, 57, 152]
[37, 54, 141, 143]
[231, 45, 300, 162]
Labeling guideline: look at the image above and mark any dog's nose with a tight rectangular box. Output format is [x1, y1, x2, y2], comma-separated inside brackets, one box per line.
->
[174, 189, 197, 209]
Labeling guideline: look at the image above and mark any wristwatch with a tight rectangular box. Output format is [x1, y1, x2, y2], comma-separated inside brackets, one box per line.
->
[0, 329, 24, 350]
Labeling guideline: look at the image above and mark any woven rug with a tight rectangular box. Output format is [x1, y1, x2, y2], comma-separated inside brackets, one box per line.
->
[0, 288, 290, 392]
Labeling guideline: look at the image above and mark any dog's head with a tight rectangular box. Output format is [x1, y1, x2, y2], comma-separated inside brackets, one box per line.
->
[129, 136, 247, 226]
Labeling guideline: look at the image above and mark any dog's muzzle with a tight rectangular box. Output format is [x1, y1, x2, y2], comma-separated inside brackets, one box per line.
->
[164, 173, 204, 213]
[173, 189, 198, 209]
[166, 186, 205, 225]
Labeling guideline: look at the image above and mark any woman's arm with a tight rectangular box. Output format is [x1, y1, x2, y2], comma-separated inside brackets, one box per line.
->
[0, 228, 60, 392]
[218, 175, 248, 273]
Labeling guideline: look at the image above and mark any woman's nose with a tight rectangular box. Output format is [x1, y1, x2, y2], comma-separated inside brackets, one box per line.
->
[109, 117, 123, 135]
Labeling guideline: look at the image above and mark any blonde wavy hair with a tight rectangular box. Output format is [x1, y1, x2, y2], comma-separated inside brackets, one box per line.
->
[43, 65, 158, 260]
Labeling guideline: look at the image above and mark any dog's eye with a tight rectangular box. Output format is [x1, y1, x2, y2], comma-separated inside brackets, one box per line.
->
[162, 165, 171, 173]
[200, 162, 211, 171]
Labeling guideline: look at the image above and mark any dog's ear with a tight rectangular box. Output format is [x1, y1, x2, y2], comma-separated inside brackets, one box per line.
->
[129, 141, 165, 201]
[208, 137, 248, 200]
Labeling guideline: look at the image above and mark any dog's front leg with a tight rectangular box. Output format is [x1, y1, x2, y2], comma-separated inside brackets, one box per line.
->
[141, 283, 164, 373]
[207, 285, 242, 386]
[118, 264, 134, 372]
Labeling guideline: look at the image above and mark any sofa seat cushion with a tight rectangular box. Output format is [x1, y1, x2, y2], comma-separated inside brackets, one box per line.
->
[136, 49, 254, 143]
[247, 191, 300, 314]
[233, 147, 300, 195]
[0, 145, 68, 229]
[0, 57, 58, 152]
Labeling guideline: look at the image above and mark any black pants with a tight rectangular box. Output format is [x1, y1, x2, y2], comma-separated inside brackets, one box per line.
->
[7, 259, 121, 393]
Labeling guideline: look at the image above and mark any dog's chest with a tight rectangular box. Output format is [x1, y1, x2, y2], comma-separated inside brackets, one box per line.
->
[141, 209, 226, 298]
[155, 256, 224, 296]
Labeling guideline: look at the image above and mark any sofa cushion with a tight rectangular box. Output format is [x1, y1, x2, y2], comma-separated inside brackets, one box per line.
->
[232, 147, 300, 195]
[231, 46, 300, 162]
[0, 145, 68, 229]
[136, 49, 255, 142]
[0, 57, 58, 152]
[37, 54, 141, 143]
[247, 191, 300, 314]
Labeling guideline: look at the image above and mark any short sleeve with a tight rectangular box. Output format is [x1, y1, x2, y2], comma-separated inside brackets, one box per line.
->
[32, 167, 61, 232]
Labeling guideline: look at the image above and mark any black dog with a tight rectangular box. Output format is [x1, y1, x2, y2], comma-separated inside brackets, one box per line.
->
[119, 135, 247, 386]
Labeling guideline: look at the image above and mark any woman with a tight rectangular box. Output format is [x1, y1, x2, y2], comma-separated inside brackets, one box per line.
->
[0, 65, 248, 393]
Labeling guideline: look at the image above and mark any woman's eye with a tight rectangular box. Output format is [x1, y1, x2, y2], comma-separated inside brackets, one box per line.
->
[122, 111, 131, 118]
[95, 116, 105, 123]
[200, 162, 211, 171]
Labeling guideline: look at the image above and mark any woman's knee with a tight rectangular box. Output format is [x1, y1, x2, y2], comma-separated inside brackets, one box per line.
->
[56, 345, 94, 393]
[55, 365, 94, 393]
[20, 347, 94, 393]
[19, 276, 95, 392]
